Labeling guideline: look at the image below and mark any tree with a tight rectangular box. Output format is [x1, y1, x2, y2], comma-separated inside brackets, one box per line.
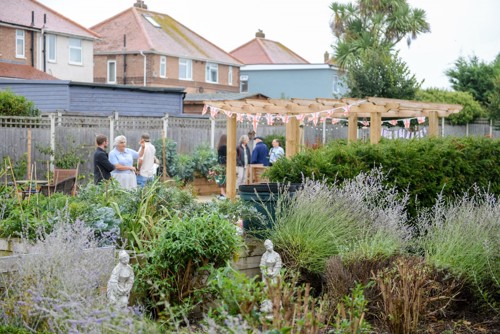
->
[330, 0, 430, 67]
[0, 89, 40, 116]
[415, 88, 485, 125]
[346, 49, 421, 99]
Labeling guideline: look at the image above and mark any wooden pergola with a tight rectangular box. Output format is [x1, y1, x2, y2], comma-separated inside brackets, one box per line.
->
[205, 97, 462, 200]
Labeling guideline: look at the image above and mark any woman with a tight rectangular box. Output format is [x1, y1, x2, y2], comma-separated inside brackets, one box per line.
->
[217, 134, 227, 198]
[268, 139, 285, 166]
[236, 134, 251, 189]
[108, 135, 139, 189]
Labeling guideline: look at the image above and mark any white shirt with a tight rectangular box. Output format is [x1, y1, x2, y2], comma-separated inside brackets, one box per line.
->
[139, 142, 156, 177]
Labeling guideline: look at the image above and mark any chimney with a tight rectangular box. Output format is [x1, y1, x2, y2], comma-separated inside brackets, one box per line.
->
[134, 0, 148, 9]
[324, 51, 331, 63]
[255, 29, 265, 38]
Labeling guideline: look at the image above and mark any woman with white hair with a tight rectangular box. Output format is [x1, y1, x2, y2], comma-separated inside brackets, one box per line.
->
[108, 135, 139, 189]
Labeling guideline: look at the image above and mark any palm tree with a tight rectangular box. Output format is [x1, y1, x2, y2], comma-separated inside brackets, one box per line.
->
[330, 0, 430, 68]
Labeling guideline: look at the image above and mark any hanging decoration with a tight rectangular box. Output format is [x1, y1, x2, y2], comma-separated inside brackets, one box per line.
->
[265, 113, 274, 126]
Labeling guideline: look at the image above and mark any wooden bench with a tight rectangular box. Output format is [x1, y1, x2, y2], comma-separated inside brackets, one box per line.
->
[248, 164, 269, 184]
[39, 168, 78, 196]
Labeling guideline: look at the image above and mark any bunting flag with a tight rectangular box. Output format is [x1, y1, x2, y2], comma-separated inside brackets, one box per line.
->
[417, 117, 426, 124]
[280, 114, 289, 124]
[252, 114, 261, 132]
[296, 114, 306, 122]
[390, 120, 398, 126]
[236, 113, 245, 122]
[403, 119, 411, 129]
[265, 113, 274, 126]
[202, 104, 209, 116]
[343, 104, 351, 116]
[210, 107, 219, 118]
[310, 112, 320, 126]
[224, 110, 233, 117]
[331, 118, 341, 125]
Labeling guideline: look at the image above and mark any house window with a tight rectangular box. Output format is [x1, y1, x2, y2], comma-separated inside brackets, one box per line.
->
[205, 62, 218, 83]
[107, 60, 117, 84]
[47, 34, 57, 63]
[69, 38, 82, 65]
[179, 58, 192, 80]
[160, 56, 167, 78]
[240, 75, 248, 93]
[16, 30, 25, 58]
[228, 66, 233, 85]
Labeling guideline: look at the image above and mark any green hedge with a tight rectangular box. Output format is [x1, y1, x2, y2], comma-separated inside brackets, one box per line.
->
[267, 137, 500, 212]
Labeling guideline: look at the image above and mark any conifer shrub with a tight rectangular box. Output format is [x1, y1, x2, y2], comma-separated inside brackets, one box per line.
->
[266, 137, 500, 214]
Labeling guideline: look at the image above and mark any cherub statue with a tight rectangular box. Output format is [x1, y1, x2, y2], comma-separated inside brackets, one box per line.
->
[107, 250, 134, 309]
[260, 239, 282, 287]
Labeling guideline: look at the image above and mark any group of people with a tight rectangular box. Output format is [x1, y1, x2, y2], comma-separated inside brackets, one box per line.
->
[93, 133, 157, 189]
[216, 133, 285, 198]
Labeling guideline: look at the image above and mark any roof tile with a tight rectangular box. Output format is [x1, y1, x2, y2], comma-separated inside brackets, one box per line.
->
[231, 37, 309, 64]
[0, 62, 58, 80]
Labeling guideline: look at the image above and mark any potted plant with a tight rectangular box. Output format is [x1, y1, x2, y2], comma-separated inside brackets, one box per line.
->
[207, 164, 226, 186]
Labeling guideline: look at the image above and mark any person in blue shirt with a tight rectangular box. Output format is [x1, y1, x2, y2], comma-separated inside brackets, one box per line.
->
[268, 139, 285, 166]
[250, 136, 269, 166]
[109, 135, 139, 189]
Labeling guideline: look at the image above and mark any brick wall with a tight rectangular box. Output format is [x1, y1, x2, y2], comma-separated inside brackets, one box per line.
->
[0, 26, 37, 66]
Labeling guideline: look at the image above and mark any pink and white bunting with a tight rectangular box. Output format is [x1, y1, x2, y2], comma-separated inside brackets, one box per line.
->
[309, 112, 320, 126]
[390, 120, 398, 126]
[417, 117, 426, 124]
[210, 107, 219, 118]
[403, 119, 411, 129]
[265, 113, 274, 126]
[236, 113, 245, 123]
[202, 104, 209, 116]
[252, 114, 261, 132]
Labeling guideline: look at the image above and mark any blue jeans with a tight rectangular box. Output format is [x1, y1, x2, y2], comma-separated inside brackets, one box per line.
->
[136, 175, 154, 188]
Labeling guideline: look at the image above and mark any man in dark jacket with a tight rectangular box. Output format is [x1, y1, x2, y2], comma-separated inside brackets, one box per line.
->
[93, 134, 115, 184]
[250, 136, 269, 166]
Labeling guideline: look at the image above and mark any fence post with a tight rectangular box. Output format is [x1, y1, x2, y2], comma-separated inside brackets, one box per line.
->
[490, 119, 493, 138]
[57, 111, 62, 126]
[441, 116, 445, 137]
[322, 120, 326, 145]
[49, 113, 56, 171]
[466, 122, 469, 136]
[110, 111, 118, 142]
[210, 117, 215, 149]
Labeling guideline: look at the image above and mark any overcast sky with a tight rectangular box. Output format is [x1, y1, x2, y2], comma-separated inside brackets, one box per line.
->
[38, 0, 499, 89]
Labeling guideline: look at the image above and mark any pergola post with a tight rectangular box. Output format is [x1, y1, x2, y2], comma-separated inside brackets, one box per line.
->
[428, 110, 439, 138]
[286, 117, 299, 157]
[370, 112, 382, 144]
[348, 112, 358, 143]
[226, 114, 237, 200]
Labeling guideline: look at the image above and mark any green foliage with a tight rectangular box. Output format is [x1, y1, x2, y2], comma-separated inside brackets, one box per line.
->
[2, 154, 28, 180]
[446, 54, 498, 106]
[174, 154, 196, 182]
[192, 144, 219, 177]
[330, 0, 430, 68]
[0, 325, 50, 334]
[418, 192, 500, 299]
[0, 90, 40, 116]
[36, 137, 87, 169]
[334, 282, 372, 334]
[153, 138, 178, 177]
[346, 49, 422, 99]
[267, 137, 500, 214]
[416, 88, 486, 125]
[134, 209, 242, 318]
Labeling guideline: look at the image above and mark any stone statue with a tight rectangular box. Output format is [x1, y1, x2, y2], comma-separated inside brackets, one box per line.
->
[260, 239, 282, 319]
[260, 239, 282, 286]
[107, 250, 134, 309]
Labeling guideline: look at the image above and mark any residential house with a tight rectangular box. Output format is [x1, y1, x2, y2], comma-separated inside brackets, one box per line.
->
[91, 0, 242, 94]
[230, 30, 347, 99]
[0, 0, 99, 82]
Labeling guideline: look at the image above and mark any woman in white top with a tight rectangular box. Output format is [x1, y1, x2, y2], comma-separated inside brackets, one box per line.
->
[268, 139, 285, 166]
[108, 135, 139, 190]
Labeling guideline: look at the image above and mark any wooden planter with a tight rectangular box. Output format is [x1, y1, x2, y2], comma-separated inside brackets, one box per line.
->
[187, 177, 220, 196]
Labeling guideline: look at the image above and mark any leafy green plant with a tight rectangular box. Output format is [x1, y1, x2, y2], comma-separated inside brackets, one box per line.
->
[191, 144, 218, 178]
[36, 137, 87, 169]
[153, 138, 178, 177]
[334, 282, 372, 334]
[0, 89, 40, 116]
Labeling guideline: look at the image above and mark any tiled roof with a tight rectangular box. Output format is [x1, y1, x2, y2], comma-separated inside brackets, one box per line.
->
[0, 0, 99, 39]
[91, 7, 241, 66]
[184, 92, 269, 101]
[230, 37, 309, 64]
[0, 62, 58, 80]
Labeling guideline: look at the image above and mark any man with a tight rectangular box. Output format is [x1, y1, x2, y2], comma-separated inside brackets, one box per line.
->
[93, 134, 115, 184]
[250, 136, 269, 166]
[136, 133, 157, 187]
[268, 139, 285, 166]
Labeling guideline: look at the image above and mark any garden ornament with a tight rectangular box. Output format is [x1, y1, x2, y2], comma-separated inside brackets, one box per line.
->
[260, 239, 282, 286]
[107, 250, 134, 309]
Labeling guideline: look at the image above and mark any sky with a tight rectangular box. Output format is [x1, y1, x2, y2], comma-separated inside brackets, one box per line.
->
[37, 0, 500, 89]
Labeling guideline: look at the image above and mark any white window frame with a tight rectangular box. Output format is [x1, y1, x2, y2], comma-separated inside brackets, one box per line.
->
[47, 34, 57, 63]
[107, 60, 117, 84]
[160, 56, 167, 78]
[205, 62, 218, 83]
[240, 75, 249, 93]
[179, 58, 192, 80]
[68, 38, 83, 65]
[228, 66, 233, 85]
[16, 30, 25, 58]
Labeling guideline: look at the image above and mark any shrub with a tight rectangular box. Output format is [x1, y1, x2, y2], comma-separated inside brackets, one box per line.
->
[333, 282, 372, 334]
[417, 190, 500, 304]
[134, 210, 242, 319]
[153, 138, 178, 177]
[267, 137, 500, 215]
[268, 170, 410, 274]
[0, 89, 40, 116]
[191, 144, 218, 178]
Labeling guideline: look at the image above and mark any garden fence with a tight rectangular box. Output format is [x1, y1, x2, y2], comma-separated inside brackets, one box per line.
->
[0, 113, 498, 180]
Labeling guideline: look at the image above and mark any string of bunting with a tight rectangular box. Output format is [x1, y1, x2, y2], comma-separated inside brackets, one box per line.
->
[202, 103, 426, 131]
